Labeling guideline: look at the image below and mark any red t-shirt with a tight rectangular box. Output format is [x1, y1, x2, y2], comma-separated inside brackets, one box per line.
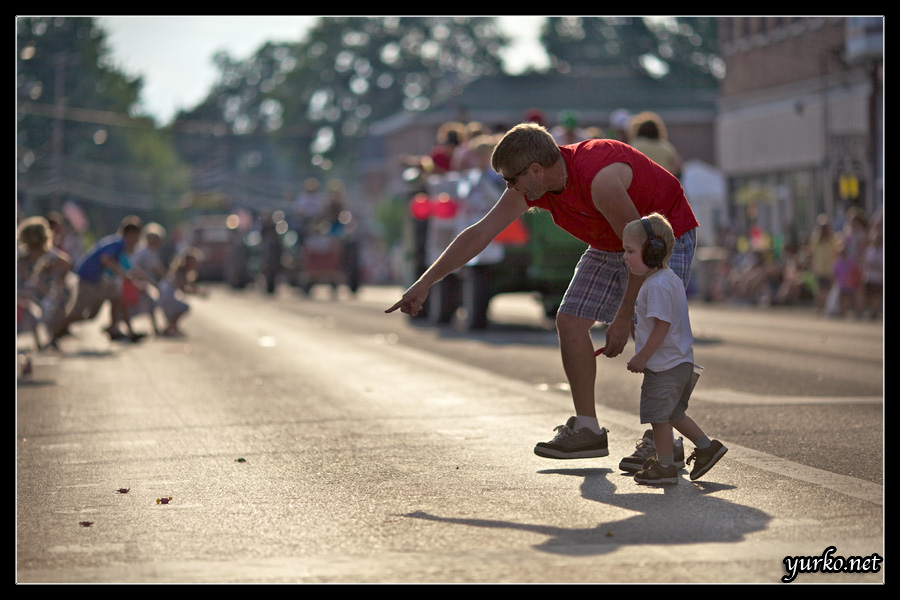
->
[525, 138, 698, 252]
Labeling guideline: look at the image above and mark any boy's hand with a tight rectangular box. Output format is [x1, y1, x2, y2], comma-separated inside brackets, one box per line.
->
[627, 354, 647, 373]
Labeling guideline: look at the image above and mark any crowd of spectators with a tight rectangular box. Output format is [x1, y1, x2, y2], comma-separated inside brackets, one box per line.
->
[703, 206, 882, 318]
[410, 109, 882, 320]
[17, 213, 208, 375]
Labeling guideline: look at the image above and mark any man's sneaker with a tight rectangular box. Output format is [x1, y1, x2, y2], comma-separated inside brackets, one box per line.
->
[618, 429, 685, 473]
[634, 458, 679, 485]
[534, 417, 609, 459]
[686, 440, 728, 481]
[618, 430, 655, 472]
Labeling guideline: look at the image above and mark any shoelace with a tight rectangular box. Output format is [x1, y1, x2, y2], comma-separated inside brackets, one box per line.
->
[633, 437, 655, 457]
[551, 424, 577, 441]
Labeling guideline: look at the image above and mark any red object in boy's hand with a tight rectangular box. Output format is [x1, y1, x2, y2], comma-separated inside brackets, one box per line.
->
[594, 347, 606, 357]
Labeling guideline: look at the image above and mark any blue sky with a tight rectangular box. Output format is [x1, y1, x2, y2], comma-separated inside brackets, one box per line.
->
[98, 16, 550, 125]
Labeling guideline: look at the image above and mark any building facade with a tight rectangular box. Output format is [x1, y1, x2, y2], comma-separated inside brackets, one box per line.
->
[716, 16, 883, 245]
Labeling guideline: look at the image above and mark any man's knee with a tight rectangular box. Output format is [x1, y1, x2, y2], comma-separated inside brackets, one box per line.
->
[556, 312, 594, 339]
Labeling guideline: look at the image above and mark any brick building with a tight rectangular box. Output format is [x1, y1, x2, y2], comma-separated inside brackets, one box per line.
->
[716, 16, 883, 244]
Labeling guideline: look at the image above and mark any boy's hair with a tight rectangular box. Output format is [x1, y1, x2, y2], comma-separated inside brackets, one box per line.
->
[623, 212, 675, 268]
[490, 122, 561, 175]
[143, 222, 167, 241]
[118, 215, 143, 236]
[169, 246, 203, 277]
[17, 216, 52, 252]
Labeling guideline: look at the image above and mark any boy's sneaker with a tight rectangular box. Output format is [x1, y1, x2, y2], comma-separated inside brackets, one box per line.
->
[634, 458, 679, 485]
[686, 440, 728, 480]
[618, 429, 685, 473]
[534, 417, 609, 459]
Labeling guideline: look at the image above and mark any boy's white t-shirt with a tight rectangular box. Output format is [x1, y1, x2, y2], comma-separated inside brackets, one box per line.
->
[634, 268, 694, 371]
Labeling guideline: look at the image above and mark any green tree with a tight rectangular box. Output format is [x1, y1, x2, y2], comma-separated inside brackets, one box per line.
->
[171, 41, 302, 189]
[17, 16, 188, 223]
[176, 16, 508, 178]
[541, 16, 722, 86]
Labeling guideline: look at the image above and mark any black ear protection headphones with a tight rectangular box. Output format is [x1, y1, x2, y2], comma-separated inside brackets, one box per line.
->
[640, 216, 666, 268]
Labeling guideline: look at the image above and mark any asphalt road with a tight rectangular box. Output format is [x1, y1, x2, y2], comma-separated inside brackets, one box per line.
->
[16, 284, 883, 584]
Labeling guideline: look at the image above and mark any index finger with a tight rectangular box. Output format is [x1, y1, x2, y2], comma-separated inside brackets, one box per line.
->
[385, 300, 405, 314]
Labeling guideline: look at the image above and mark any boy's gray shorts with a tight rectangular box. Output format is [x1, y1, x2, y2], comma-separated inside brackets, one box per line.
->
[639, 362, 697, 424]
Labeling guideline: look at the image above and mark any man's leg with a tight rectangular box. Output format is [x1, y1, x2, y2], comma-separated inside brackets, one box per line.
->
[556, 312, 598, 418]
[532, 249, 621, 459]
[533, 311, 609, 459]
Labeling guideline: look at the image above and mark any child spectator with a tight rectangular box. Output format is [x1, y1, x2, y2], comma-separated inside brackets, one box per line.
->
[840, 207, 869, 317]
[622, 213, 727, 485]
[46, 216, 144, 348]
[861, 227, 882, 320]
[833, 244, 857, 317]
[130, 223, 168, 334]
[17, 217, 53, 349]
[158, 248, 207, 336]
[808, 213, 840, 315]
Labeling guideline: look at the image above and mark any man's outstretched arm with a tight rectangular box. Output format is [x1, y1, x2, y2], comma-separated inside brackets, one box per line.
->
[386, 190, 529, 316]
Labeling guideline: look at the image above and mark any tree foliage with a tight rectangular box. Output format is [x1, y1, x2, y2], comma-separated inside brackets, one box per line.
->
[18, 17, 144, 162]
[541, 16, 723, 85]
[17, 16, 189, 214]
[177, 16, 508, 175]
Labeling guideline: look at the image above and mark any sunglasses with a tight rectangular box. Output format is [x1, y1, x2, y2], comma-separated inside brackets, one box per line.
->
[501, 164, 530, 185]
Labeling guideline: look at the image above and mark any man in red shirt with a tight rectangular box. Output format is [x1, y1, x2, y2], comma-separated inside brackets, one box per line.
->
[387, 122, 699, 463]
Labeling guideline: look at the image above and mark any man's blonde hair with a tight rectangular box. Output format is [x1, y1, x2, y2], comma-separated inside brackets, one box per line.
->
[623, 212, 676, 268]
[490, 122, 561, 175]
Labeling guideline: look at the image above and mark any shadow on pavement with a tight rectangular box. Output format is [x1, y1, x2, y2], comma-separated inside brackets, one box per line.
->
[403, 467, 769, 557]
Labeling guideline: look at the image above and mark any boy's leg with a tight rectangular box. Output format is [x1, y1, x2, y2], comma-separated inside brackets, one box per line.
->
[105, 297, 126, 338]
[635, 374, 682, 485]
[618, 428, 685, 472]
[634, 425, 679, 486]
[47, 280, 95, 346]
[650, 422, 674, 462]
[672, 415, 728, 481]
[670, 415, 706, 445]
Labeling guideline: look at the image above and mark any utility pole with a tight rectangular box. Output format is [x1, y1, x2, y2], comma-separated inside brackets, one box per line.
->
[52, 52, 66, 206]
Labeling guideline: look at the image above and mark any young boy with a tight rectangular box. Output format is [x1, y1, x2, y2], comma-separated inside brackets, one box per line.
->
[622, 213, 727, 485]
[46, 216, 144, 348]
